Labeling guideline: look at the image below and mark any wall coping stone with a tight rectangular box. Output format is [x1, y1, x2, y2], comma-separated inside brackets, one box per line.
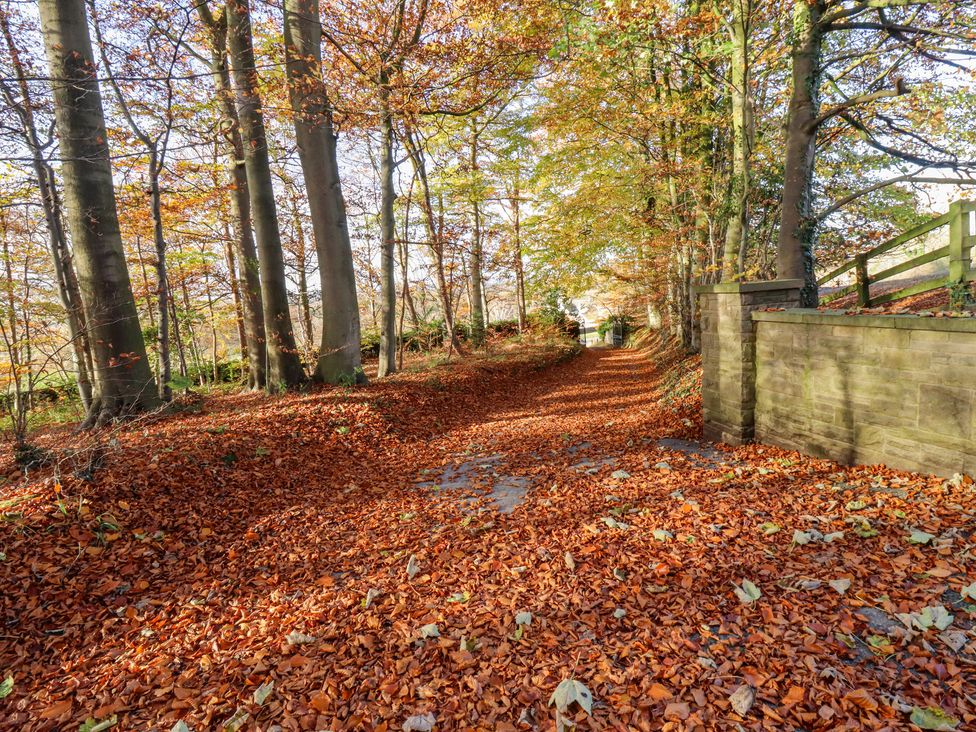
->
[693, 279, 803, 295]
[753, 308, 976, 333]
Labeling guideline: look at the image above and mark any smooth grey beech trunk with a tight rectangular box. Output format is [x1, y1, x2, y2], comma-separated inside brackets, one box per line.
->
[0, 11, 93, 411]
[777, 0, 826, 306]
[198, 1, 267, 389]
[226, 0, 306, 389]
[284, 0, 365, 384]
[38, 0, 158, 427]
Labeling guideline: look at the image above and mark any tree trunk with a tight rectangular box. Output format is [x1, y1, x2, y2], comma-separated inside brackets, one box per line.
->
[511, 181, 527, 332]
[468, 125, 485, 347]
[222, 219, 248, 367]
[291, 207, 315, 362]
[198, 4, 268, 389]
[38, 0, 158, 427]
[148, 150, 172, 401]
[226, 0, 306, 389]
[377, 80, 398, 376]
[0, 9, 94, 411]
[284, 0, 365, 384]
[721, 0, 753, 281]
[403, 127, 464, 354]
[777, 0, 825, 306]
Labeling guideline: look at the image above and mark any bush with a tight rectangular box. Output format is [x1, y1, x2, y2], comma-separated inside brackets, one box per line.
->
[361, 328, 381, 358]
[487, 319, 520, 337]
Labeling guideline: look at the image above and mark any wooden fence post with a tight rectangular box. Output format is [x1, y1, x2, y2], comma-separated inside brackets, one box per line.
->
[855, 254, 870, 307]
[948, 200, 974, 309]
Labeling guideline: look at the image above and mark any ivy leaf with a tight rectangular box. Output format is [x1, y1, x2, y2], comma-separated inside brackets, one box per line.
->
[828, 578, 851, 595]
[403, 713, 436, 731]
[220, 709, 249, 732]
[729, 685, 755, 716]
[253, 680, 274, 706]
[406, 554, 420, 580]
[363, 588, 380, 609]
[733, 579, 761, 604]
[907, 529, 936, 545]
[909, 706, 960, 730]
[79, 716, 117, 732]
[549, 679, 593, 715]
[792, 529, 812, 546]
[0, 675, 12, 699]
[285, 631, 317, 645]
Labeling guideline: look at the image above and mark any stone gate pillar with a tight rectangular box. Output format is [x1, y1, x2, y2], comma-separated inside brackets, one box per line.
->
[693, 280, 803, 445]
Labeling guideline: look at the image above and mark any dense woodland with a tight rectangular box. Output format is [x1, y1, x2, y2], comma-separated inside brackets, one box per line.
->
[1, 0, 976, 433]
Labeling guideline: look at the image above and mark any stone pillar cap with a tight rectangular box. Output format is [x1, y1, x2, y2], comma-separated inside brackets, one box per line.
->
[693, 279, 804, 295]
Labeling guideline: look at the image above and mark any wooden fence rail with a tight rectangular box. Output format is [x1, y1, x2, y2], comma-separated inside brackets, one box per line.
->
[818, 199, 976, 308]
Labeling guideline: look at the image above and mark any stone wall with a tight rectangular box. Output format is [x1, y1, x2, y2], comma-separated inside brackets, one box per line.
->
[695, 281, 803, 444]
[752, 310, 976, 477]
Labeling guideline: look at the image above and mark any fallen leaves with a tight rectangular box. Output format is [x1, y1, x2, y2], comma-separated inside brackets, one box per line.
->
[0, 346, 973, 730]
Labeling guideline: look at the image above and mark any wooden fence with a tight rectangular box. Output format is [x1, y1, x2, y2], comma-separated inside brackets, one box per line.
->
[818, 199, 976, 307]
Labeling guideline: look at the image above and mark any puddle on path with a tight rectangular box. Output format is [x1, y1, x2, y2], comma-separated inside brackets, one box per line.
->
[417, 454, 530, 514]
[655, 438, 734, 468]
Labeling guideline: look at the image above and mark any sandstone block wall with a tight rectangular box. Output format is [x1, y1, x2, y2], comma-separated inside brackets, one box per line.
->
[695, 281, 803, 444]
[752, 310, 976, 477]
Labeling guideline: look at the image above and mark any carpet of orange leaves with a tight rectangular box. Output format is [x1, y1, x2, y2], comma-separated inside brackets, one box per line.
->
[0, 343, 974, 730]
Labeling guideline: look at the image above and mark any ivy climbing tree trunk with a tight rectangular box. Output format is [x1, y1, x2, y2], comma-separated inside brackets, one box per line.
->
[777, 0, 826, 306]
[38, 0, 159, 427]
[226, 0, 306, 389]
[284, 0, 365, 384]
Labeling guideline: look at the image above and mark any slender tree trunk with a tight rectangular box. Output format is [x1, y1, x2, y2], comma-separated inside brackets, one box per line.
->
[38, 0, 158, 427]
[169, 290, 189, 379]
[778, 0, 826, 306]
[148, 150, 172, 401]
[203, 267, 220, 382]
[377, 80, 398, 376]
[198, 4, 267, 388]
[222, 219, 248, 366]
[289, 200, 315, 361]
[403, 128, 463, 353]
[468, 124, 485, 347]
[284, 0, 365, 383]
[511, 183, 527, 332]
[226, 0, 305, 389]
[721, 0, 753, 281]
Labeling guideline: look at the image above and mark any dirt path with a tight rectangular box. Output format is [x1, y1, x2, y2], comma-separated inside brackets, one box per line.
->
[1, 346, 974, 730]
